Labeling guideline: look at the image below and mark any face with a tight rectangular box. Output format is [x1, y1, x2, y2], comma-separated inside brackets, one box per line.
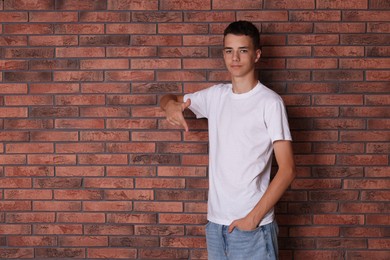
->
[223, 34, 261, 79]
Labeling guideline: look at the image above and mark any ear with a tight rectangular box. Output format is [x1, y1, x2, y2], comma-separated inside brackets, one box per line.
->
[255, 49, 261, 63]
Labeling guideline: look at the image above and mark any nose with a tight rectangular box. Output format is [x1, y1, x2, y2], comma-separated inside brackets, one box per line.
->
[232, 50, 239, 61]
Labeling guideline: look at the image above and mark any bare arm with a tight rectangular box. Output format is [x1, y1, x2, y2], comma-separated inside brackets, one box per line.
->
[228, 140, 296, 232]
[160, 94, 191, 132]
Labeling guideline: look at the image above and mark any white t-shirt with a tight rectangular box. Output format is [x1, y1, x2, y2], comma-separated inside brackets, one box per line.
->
[184, 81, 292, 226]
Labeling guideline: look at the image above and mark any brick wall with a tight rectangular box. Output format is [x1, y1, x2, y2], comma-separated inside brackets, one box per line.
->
[0, 0, 389, 259]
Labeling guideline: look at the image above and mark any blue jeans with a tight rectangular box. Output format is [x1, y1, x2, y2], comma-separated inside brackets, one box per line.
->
[205, 220, 279, 260]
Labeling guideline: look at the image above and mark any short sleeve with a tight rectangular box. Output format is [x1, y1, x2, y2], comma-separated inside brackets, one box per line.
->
[183, 86, 215, 119]
[264, 98, 292, 142]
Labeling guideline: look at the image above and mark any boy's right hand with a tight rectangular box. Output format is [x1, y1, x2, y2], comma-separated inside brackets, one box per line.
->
[165, 98, 191, 132]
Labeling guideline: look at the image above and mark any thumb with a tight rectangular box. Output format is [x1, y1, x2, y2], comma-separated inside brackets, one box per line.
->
[228, 222, 236, 233]
[182, 98, 191, 111]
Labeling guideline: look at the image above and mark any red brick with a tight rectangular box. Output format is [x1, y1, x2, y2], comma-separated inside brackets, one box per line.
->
[134, 202, 183, 212]
[0, 201, 31, 211]
[314, 46, 364, 57]
[288, 34, 339, 45]
[5, 166, 54, 177]
[78, 154, 128, 165]
[33, 201, 81, 211]
[7, 236, 57, 246]
[361, 191, 389, 201]
[80, 107, 131, 117]
[314, 214, 364, 225]
[347, 251, 390, 260]
[367, 143, 390, 154]
[0, 224, 31, 234]
[341, 34, 390, 45]
[161, 237, 206, 248]
[131, 131, 181, 141]
[139, 248, 189, 259]
[367, 70, 390, 81]
[56, 166, 104, 176]
[159, 47, 208, 58]
[262, 46, 311, 57]
[4, 24, 53, 34]
[341, 227, 388, 237]
[0, 249, 34, 258]
[106, 23, 155, 34]
[317, 0, 367, 9]
[135, 32, 183, 43]
[29, 11, 78, 22]
[35, 248, 85, 258]
[81, 59, 129, 69]
[237, 11, 288, 21]
[107, 46, 157, 57]
[30, 131, 78, 141]
[6, 212, 55, 223]
[30, 59, 78, 70]
[0, 155, 26, 165]
[0, 60, 28, 70]
[343, 11, 390, 21]
[55, 119, 104, 129]
[54, 190, 103, 200]
[158, 166, 207, 177]
[105, 71, 154, 81]
[80, 131, 129, 142]
[366, 215, 390, 225]
[365, 167, 390, 177]
[54, 24, 104, 34]
[83, 201, 132, 212]
[88, 248, 137, 259]
[107, 166, 155, 177]
[6, 143, 53, 154]
[107, 213, 157, 224]
[80, 11, 130, 22]
[5, 190, 52, 200]
[82, 83, 129, 93]
[184, 11, 234, 22]
[106, 119, 157, 129]
[0, 12, 28, 22]
[290, 11, 341, 21]
[183, 35, 223, 46]
[157, 70, 206, 81]
[4, 71, 51, 82]
[107, 0, 158, 10]
[59, 236, 107, 246]
[56, 0, 106, 10]
[54, 71, 103, 81]
[340, 202, 388, 213]
[315, 22, 366, 33]
[294, 250, 343, 259]
[136, 178, 185, 189]
[337, 155, 388, 166]
[0, 108, 27, 118]
[340, 58, 390, 69]
[0, 36, 27, 46]
[57, 213, 105, 223]
[290, 226, 339, 237]
[367, 46, 390, 57]
[160, 0, 210, 10]
[84, 224, 134, 235]
[368, 22, 390, 33]
[84, 178, 134, 188]
[134, 225, 184, 236]
[105, 190, 154, 200]
[342, 107, 389, 118]
[28, 35, 78, 46]
[370, 0, 390, 8]
[313, 70, 363, 81]
[28, 154, 76, 165]
[313, 143, 364, 153]
[368, 239, 390, 249]
[156, 190, 207, 201]
[287, 58, 337, 69]
[4, 0, 54, 10]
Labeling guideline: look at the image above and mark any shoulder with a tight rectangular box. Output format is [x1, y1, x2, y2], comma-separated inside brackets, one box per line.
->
[257, 83, 284, 104]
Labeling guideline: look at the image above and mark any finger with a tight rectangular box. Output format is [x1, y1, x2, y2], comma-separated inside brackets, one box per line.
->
[182, 119, 189, 132]
[228, 222, 236, 233]
[182, 98, 191, 111]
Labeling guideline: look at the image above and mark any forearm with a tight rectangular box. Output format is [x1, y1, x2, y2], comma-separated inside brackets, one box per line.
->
[248, 166, 296, 225]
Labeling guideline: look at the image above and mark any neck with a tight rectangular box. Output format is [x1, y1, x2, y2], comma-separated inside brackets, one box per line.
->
[231, 77, 258, 94]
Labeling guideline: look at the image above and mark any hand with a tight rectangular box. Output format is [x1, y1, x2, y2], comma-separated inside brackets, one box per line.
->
[165, 98, 191, 131]
[228, 215, 258, 233]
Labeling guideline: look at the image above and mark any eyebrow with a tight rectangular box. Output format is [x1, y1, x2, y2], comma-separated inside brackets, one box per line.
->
[223, 47, 249, 50]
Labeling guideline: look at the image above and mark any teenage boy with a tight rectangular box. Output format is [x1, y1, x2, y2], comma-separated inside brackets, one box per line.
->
[160, 20, 296, 260]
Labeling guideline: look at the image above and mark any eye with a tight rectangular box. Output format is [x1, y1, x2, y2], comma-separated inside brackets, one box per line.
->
[240, 49, 248, 53]
[224, 49, 232, 54]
